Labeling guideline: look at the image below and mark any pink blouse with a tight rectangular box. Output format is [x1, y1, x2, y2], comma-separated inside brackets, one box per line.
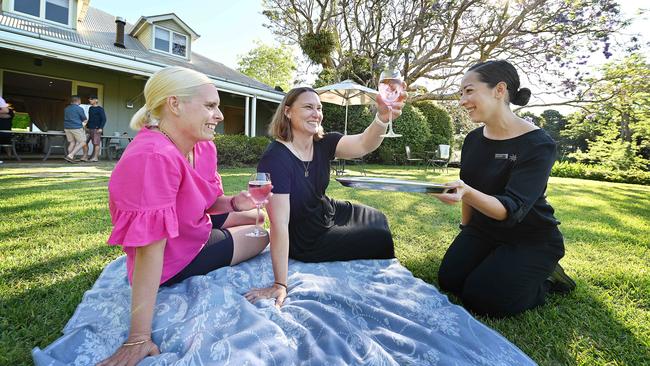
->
[107, 127, 224, 284]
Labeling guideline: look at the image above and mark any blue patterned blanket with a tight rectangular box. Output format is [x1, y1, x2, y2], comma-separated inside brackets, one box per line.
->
[32, 252, 536, 365]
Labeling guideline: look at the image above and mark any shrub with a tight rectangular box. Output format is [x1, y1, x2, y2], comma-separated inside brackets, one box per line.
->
[322, 103, 374, 135]
[413, 101, 453, 150]
[368, 104, 431, 164]
[551, 161, 650, 185]
[214, 134, 271, 167]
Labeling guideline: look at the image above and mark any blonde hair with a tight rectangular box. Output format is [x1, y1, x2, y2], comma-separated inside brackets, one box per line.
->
[130, 66, 214, 130]
[268, 87, 324, 142]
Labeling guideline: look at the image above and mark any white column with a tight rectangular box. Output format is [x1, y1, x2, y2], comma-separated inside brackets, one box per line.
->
[244, 96, 250, 136]
[251, 96, 257, 137]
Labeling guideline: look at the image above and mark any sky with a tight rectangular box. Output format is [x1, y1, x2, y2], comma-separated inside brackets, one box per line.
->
[92, 0, 648, 112]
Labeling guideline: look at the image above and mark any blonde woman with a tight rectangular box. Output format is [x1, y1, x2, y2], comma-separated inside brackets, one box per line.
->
[98, 67, 269, 366]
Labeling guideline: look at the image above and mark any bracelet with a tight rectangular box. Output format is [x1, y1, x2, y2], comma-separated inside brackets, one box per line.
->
[229, 196, 241, 212]
[273, 281, 288, 290]
[122, 339, 150, 347]
[373, 114, 389, 128]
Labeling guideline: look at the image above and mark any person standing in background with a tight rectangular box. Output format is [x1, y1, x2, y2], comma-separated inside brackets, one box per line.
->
[63, 95, 88, 163]
[0, 97, 13, 165]
[82, 95, 107, 162]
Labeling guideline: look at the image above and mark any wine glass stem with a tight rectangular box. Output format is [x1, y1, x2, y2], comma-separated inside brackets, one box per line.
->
[255, 204, 261, 233]
[387, 106, 394, 134]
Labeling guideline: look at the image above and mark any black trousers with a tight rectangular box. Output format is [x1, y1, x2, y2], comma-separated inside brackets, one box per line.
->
[290, 201, 395, 263]
[438, 226, 564, 318]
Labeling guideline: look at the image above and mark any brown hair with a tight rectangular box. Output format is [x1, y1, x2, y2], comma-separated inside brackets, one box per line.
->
[268, 87, 324, 142]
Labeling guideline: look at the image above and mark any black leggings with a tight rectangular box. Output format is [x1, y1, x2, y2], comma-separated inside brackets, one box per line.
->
[161, 229, 234, 287]
[290, 201, 395, 262]
[437, 226, 564, 318]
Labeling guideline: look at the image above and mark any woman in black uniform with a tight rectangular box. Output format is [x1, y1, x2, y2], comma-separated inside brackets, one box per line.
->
[433, 60, 576, 318]
[244, 86, 406, 307]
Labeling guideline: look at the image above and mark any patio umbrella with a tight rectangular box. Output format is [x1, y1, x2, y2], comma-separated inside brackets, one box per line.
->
[315, 79, 378, 135]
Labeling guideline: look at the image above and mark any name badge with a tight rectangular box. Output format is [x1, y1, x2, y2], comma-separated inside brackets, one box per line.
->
[495, 153, 509, 159]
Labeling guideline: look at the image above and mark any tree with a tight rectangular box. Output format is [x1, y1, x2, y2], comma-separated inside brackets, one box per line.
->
[563, 54, 650, 170]
[540, 109, 570, 159]
[262, 0, 631, 102]
[237, 41, 297, 91]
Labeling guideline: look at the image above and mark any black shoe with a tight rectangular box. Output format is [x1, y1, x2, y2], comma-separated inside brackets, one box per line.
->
[547, 263, 576, 294]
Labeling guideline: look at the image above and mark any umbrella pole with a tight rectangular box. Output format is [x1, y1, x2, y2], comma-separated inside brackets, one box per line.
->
[344, 102, 349, 136]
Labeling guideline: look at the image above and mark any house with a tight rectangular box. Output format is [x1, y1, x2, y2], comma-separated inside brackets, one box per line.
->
[0, 0, 283, 138]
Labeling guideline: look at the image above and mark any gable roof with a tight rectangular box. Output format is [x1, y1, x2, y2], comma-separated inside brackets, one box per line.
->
[0, 6, 282, 98]
[130, 13, 200, 40]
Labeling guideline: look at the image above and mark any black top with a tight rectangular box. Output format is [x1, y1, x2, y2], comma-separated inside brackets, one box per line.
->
[0, 109, 14, 130]
[87, 105, 106, 129]
[258, 132, 343, 246]
[460, 126, 560, 238]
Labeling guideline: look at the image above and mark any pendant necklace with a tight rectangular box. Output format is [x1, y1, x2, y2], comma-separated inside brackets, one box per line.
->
[291, 142, 312, 177]
[157, 126, 193, 165]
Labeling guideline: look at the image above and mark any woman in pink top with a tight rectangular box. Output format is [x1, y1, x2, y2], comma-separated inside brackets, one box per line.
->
[99, 67, 270, 366]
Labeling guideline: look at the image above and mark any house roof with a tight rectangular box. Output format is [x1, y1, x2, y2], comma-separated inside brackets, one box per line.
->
[0, 6, 282, 96]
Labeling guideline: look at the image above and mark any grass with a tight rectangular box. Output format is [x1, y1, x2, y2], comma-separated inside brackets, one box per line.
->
[1, 161, 649, 365]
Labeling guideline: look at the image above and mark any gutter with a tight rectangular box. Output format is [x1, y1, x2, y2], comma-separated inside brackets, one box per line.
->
[0, 25, 284, 102]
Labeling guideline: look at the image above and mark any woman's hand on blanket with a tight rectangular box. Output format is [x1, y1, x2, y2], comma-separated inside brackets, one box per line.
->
[244, 283, 287, 308]
[97, 338, 159, 366]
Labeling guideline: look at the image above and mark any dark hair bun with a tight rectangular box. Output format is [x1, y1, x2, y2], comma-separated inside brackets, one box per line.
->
[512, 87, 531, 106]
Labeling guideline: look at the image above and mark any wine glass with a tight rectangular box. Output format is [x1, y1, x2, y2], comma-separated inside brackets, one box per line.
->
[378, 68, 404, 138]
[246, 172, 272, 237]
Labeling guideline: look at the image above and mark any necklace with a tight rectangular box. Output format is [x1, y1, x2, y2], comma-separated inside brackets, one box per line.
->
[157, 127, 193, 165]
[290, 142, 312, 177]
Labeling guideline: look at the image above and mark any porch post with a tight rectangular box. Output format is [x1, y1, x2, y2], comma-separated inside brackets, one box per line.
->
[244, 96, 250, 137]
[251, 96, 257, 137]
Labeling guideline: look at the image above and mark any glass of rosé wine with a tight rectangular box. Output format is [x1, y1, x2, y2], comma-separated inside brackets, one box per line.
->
[378, 67, 404, 138]
[246, 172, 272, 237]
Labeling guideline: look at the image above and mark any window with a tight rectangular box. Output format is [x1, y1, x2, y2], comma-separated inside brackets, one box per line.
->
[14, 0, 39, 17]
[45, 0, 69, 25]
[154, 27, 170, 53]
[13, 0, 70, 25]
[172, 33, 187, 57]
[153, 25, 188, 58]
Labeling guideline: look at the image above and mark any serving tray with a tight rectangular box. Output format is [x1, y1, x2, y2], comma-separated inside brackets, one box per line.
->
[336, 176, 452, 194]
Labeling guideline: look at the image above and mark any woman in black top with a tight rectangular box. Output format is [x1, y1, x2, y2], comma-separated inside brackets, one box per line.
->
[433, 60, 576, 318]
[244, 86, 406, 307]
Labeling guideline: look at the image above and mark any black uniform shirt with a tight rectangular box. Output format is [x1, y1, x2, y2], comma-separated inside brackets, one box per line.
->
[460, 126, 560, 238]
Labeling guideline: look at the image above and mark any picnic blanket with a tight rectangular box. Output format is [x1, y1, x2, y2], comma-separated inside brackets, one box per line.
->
[32, 252, 536, 365]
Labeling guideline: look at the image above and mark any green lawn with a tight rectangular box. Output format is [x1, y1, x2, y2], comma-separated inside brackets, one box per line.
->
[1, 162, 648, 365]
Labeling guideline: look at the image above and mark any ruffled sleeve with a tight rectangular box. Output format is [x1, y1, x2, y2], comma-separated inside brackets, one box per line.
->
[107, 151, 182, 246]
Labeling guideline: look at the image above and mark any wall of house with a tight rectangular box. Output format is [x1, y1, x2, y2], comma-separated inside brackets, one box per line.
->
[0, 49, 145, 136]
[137, 25, 153, 51]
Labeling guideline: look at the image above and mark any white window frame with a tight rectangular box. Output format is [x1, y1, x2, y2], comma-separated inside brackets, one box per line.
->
[152, 25, 189, 59]
[11, 0, 73, 27]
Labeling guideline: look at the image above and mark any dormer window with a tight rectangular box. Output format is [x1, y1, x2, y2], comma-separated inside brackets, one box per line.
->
[154, 26, 187, 58]
[13, 0, 72, 26]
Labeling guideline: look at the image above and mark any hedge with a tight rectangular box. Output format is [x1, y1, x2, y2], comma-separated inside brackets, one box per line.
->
[213, 134, 271, 167]
[369, 104, 431, 164]
[413, 101, 453, 150]
[551, 161, 650, 185]
[322, 103, 374, 135]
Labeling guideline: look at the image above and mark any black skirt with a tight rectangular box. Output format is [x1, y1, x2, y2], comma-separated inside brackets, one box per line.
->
[289, 199, 395, 263]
